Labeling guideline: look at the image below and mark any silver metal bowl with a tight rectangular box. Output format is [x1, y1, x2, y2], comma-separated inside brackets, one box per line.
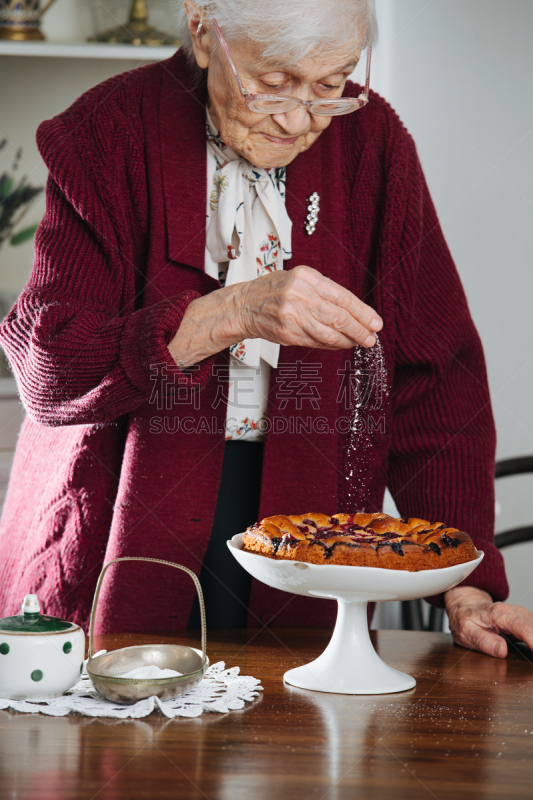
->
[87, 644, 209, 704]
[86, 557, 208, 705]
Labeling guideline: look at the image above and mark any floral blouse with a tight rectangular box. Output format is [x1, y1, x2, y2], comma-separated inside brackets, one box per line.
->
[204, 117, 290, 442]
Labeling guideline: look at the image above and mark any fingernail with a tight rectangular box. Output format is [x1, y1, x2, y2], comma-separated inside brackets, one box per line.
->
[493, 642, 503, 657]
[363, 334, 375, 347]
[370, 318, 382, 331]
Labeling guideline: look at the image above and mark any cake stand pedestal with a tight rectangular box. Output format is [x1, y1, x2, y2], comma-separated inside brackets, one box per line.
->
[283, 595, 415, 694]
[228, 534, 483, 695]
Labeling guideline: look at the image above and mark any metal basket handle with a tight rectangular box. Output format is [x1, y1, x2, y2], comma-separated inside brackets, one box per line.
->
[88, 557, 207, 666]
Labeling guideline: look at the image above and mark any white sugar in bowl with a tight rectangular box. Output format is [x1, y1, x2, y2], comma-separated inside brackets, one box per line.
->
[0, 595, 85, 700]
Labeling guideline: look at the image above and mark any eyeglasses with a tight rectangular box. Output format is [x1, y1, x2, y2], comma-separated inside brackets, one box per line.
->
[209, 17, 371, 117]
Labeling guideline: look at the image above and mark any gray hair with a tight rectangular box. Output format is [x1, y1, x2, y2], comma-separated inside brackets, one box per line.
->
[175, 1, 377, 70]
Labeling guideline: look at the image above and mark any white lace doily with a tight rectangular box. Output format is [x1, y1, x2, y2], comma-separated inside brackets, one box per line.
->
[0, 654, 263, 719]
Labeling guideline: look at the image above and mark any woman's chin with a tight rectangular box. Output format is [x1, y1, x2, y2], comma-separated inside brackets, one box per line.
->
[239, 138, 309, 170]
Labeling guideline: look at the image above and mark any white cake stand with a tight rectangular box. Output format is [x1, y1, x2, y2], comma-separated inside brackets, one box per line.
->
[228, 534, 483, 695]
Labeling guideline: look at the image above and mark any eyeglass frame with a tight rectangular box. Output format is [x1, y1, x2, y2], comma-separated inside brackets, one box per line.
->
[201, 15, 372, 116]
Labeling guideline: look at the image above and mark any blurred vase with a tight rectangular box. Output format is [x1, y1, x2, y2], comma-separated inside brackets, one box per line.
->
[89, 0, 180, 46]
[0, 0, 58, 41]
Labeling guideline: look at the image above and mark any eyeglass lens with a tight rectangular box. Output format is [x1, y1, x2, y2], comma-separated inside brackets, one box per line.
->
[247, 98, 361, 116]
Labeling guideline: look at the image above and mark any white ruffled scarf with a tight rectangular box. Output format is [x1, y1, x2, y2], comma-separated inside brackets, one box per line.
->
[205, 109, 292, 369]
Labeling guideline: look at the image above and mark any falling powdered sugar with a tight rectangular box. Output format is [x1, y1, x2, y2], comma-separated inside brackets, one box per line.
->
[343, 333, 389, 504]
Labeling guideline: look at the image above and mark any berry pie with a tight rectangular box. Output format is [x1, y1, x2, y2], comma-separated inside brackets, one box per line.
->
[242, 512, 478, 571]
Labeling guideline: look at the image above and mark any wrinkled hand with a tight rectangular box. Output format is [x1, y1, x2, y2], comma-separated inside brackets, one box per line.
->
[169, 264, 383, 368]
[239, 265, 382, 350]
[445, 586, 533, 658]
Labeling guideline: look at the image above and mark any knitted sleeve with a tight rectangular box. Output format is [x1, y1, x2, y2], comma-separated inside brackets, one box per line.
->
[385, 137, 508, 605]
[0, 76, 214, 427]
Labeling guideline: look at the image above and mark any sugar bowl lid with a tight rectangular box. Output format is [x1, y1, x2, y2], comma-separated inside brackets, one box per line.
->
[0, 595, 79, 634]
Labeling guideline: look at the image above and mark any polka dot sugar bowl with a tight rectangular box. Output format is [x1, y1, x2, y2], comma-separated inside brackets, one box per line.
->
[0, 594, 85, 700]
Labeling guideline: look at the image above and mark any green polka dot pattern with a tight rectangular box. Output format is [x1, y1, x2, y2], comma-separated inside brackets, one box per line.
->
[31, 669, 43, 682]
[63, 641, 72, 654]
[0, 642, 9, 655]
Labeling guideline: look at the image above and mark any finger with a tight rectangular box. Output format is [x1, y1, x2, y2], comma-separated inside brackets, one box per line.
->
[489, 603, 533, 649]
[453, 619, 508, 658]
[314, 275, 383, 333]
[299, 266, 379, 324]
[300, 316, 359, 350]
[276, 268, 379, 345]
[310, 300, 377, 348]
[268, 308, 354, 350]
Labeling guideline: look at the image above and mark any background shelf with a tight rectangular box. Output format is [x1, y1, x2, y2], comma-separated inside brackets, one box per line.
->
[0, 40, 176, 60]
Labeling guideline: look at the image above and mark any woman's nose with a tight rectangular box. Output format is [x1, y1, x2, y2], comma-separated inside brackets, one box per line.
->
[271, 105, 311, 136]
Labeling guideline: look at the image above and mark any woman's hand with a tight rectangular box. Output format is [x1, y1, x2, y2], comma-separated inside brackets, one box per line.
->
[445, 585, 533, 658]
[239, 265, 382, 350]
[168, 265, 383, 368]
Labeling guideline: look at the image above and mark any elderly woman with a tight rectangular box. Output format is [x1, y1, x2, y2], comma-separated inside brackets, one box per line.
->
[0, 0, 531, 658]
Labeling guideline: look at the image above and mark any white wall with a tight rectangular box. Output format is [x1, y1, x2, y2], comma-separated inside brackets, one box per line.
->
[0, 0, 178, 294]
[0, 54, 144, 293]
[365, 0, 533, 616]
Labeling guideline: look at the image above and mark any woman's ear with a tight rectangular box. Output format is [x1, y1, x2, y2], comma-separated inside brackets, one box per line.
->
[183, 1, 211, 69]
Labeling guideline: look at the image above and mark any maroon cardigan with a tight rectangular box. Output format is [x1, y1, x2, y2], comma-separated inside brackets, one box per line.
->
[0, 50, 508, 633]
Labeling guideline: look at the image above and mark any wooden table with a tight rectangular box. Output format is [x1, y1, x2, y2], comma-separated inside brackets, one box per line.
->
[0, 629, 532, 799]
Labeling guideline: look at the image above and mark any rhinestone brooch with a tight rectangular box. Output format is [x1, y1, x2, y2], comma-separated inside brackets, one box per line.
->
[305, 192, 320, 235]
